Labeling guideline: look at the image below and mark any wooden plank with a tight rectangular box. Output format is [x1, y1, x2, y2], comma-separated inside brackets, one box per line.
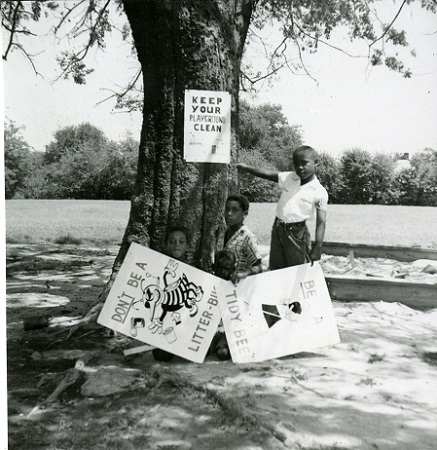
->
[349, 249, 356, 268]
[322, 242, 437, 262]
[123, 344, 154, 356]
[325, 276, 437, 310]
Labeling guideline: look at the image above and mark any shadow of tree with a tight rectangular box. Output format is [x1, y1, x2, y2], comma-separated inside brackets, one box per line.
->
[6, 244, 437, 450]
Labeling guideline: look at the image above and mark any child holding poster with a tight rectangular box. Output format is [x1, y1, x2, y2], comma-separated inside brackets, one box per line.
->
[212, 195, 263, 360]
[223, 194, 263, 284]
[152, 226, 190, 362]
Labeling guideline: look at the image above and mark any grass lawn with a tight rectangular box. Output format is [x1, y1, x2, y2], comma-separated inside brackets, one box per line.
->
[247, 203, 437, 248]
[5, 199, 437, 248]
[5, 200, 131, 246]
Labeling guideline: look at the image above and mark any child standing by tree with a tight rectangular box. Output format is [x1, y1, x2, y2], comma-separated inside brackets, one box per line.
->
[210, 195, 263, 360]
[152, 226, 190, 362]
[223, 194, 263, 284]
[237, 145, 328, 269]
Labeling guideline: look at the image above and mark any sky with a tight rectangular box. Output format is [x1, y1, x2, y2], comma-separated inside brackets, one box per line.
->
[2, 1, 437, 159]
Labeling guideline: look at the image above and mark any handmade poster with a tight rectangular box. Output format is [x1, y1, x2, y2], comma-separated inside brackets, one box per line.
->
[183, 89, 231, 163]
[97, 242, 222, 363]
[219, 262, 341, 363]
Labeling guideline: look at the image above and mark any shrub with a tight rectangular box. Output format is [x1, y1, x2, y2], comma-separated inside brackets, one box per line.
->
[54, 235, 83, 245]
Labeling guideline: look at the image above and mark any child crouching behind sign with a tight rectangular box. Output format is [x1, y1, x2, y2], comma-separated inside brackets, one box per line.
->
[152, 226, 190, 362]
[211, 250, 237, 360]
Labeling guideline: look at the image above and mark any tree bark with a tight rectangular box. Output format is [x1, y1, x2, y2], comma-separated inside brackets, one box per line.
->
[101, 0, 253, 296]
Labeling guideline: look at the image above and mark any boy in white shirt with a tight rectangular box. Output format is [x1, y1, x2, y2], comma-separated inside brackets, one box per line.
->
[237, 145, 328, 269]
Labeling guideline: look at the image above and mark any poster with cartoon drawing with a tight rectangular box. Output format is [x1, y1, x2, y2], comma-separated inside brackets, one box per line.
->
[219, 262, 340, 363]
[97, 242, 222, 363]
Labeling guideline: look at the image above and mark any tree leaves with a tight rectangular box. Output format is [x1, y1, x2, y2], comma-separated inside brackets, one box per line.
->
[247, 0, 424, 84]
[4, 118, 33, 199]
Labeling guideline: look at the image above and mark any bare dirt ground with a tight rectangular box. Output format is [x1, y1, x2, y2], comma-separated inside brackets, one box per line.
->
[6, 244, 437, 450]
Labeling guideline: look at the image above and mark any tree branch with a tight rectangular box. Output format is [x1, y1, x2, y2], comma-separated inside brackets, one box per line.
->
[53, 0, 87, 34]
[3, 2, 21, 61]
[368, 0, 407, 47]
[96, 68, 142, 109]
[14, 43, 43, 78]
[292, 20, 363, 59]
[54, 0, 112, 82]
[240, 60, 289, 86]
[247, 27, 271, 59]
[292, 36, 318, 84]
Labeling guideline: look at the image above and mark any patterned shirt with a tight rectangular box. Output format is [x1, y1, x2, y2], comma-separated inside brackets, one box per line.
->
[224, 225, 261, 274]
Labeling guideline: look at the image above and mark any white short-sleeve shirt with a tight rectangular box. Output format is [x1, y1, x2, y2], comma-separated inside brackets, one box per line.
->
[275, 172, 328, 223]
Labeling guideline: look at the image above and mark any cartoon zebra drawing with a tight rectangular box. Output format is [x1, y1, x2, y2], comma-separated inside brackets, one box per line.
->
[136, 259, 204, 334]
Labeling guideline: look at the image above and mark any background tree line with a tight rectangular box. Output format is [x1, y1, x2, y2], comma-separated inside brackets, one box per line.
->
[4, 119, 137, 200]
[237, 101, 437, 207]
[5, 102, 437, 206]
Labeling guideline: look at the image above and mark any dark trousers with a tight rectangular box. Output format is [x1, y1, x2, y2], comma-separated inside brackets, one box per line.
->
[269, 218, 311, 271]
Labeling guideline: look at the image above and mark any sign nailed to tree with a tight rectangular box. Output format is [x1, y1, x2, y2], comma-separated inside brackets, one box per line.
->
[184, 89, 231, 163]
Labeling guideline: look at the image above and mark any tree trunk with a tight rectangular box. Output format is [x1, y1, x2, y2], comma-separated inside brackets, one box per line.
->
[101, 0, 253, 298]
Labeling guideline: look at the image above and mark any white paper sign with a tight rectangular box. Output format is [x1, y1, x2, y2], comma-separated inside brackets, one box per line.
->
[219, 263, 340, 363]
[183, 89, 231, 163]
[97, 242, 222, 363]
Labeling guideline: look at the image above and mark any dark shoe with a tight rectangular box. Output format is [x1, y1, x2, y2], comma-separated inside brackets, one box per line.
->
[152, 348, 173, 362]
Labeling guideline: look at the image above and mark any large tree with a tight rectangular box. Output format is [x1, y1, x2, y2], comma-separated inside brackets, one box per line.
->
[3, 0, 435, 301]
[114, 0, 252, 278]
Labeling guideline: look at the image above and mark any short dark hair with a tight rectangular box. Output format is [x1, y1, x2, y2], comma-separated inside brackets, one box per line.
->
[292, 145, 317, 161]
[165, 226, 190, 244]
[226, 194, 250, 213]
[215, 249, 236, 265]
[213, 250, 236, 281]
